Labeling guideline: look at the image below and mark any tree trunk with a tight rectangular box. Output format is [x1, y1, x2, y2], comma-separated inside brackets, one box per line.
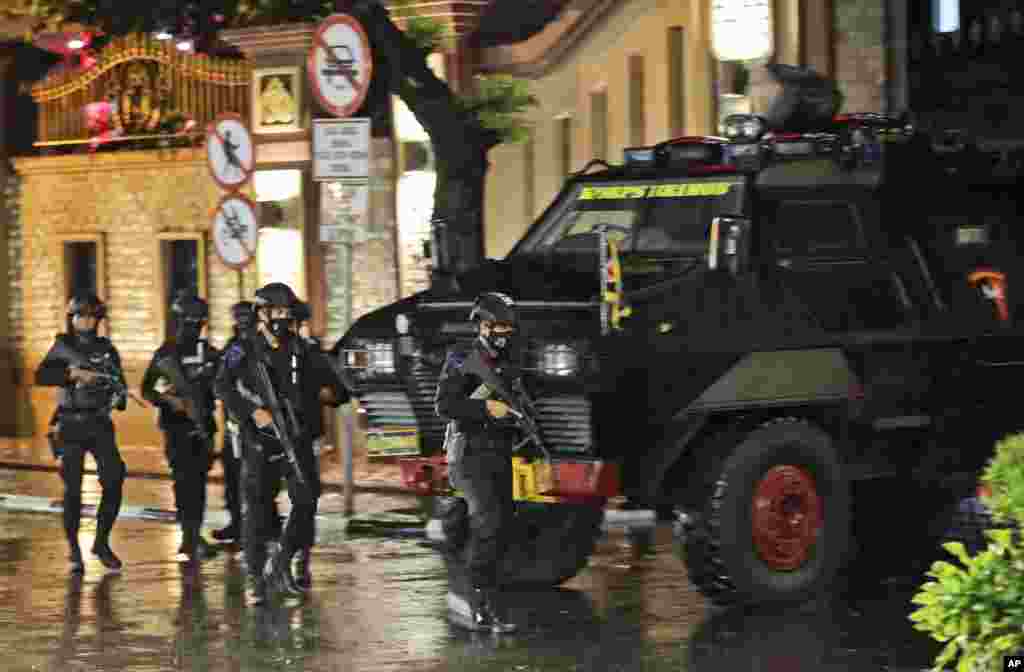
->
[345, 1, 501, 289]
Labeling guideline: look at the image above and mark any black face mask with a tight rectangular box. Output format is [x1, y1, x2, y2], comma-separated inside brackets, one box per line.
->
[176, 321, 202, 346]
[481, 330, 516, 357]
[268, 318, 293, 340]
[75, 327, 98, 344]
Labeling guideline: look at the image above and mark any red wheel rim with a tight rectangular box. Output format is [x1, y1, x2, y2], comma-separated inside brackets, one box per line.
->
[751, 465, 822, 570]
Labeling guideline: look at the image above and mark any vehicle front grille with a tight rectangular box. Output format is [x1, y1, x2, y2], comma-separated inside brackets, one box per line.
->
[359, 366, 594, 455]
[535, 395, 593, 454]
[359, 391, 417, 427]
[408, 361, 446, 445]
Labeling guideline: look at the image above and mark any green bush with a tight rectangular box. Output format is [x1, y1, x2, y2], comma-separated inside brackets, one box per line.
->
[909, 433, 1024, 672]
[983, 433, 1024, 526]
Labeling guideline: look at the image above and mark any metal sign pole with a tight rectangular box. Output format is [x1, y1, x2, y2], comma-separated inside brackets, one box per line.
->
[342, 405, 355, 515]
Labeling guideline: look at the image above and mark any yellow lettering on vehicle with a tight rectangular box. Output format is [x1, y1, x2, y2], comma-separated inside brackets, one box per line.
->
[579, 182, 733, 200]
[649, 182, 733, 198]
[579, 185, 650, 200]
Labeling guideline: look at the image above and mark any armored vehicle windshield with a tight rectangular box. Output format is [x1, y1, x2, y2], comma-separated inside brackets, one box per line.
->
[512, 175, 747, 287]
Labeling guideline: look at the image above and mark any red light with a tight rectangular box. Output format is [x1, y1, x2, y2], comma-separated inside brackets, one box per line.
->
[663, 136, 729, 146]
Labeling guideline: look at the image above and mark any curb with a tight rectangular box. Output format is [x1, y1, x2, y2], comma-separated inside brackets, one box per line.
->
[0, 492, 354, 535]
[0, 460, 415, 496]
[423, 509, 657, 543]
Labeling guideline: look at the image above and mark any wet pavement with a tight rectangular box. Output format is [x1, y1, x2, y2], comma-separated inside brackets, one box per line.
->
[0, 494, 946, 672]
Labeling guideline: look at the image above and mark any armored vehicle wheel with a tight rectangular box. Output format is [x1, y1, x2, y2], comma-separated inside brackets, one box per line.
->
[676, 419, 850, 606]
[438, 501, 604, 588]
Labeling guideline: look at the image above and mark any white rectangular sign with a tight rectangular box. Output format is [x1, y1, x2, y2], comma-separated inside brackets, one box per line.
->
[313, 118, 371, 180]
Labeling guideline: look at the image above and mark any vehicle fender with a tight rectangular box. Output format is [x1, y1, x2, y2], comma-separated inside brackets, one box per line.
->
[677, 348, 858, 414]
[622, 413, 709, 500]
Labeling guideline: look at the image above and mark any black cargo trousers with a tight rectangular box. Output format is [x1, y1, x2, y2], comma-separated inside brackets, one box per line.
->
[60, 414, 125, 549]
[221, 422, 243, 533]
[449, 437, 515, 592]
[164, 425, 212, 541]
[243, 430, 319, 578]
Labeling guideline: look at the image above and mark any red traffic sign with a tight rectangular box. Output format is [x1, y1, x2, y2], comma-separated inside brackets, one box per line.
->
[212, 192, 258, 270]
[206, 112, 254, 191]
[308, 14, 374, 119]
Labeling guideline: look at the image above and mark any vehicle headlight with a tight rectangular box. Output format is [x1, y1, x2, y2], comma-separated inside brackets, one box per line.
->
[344, 340, 396, 376]
[539, 344, 579, 377]
[395, 313, 411, 335]
[720, 114, 765, 141]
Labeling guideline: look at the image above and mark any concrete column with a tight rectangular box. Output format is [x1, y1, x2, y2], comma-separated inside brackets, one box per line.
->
[0, 52, 17, 436]
[803, 0, 835, 76]
[886, 0, 909, 115]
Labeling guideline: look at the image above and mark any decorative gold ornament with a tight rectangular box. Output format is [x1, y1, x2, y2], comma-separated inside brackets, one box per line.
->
[260, 76, 296, 126]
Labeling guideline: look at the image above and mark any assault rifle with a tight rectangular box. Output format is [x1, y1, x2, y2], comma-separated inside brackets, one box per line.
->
[153, 354, 213, 445]
[50, 336, 146, 409]
[461, 348, 551, 461]
[249, 341, 308, 490]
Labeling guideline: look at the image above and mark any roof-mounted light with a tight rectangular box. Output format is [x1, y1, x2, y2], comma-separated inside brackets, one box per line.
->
[658, 137, 728, 167]
[623, 146, 657, 168]
[720, 114, 766, 142]
[765, 132, 837, 160]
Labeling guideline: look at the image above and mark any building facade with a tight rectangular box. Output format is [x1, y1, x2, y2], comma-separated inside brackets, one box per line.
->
[474, 0, 894, 259]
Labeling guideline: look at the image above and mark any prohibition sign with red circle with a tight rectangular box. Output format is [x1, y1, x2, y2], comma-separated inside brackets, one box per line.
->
[212, 192, 259, 270]
[308, 14, 374, 119]
[206, 112, 254, 191]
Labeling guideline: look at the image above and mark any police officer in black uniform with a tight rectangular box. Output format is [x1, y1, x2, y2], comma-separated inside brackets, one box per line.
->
[435, 292, 521, 633]
[36, 293, 127, 573]
[215, 283, 346, 604]
[141, 291, 220, 561]
[290, 300, 349, 590]
[211, 301, 256, 545]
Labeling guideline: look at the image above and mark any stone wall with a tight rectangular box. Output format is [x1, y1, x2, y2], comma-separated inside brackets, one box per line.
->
[12, 147, 258, 440]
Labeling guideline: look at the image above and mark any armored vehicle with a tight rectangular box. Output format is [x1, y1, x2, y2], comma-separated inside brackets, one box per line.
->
[336, 108, 1024, 605]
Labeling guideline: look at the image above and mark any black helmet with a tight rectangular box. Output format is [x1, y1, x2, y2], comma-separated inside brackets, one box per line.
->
[170, 290, 209, 322]
[230, 301, 255, 329]
[254, 282, 298, 311]
[293, 301, 312, 323]
[66, 292, 106, 320]
[469, 292, 517, 326]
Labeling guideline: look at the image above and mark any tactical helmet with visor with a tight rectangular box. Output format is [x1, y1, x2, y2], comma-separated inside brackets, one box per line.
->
[470, 292, 518, 355]
[254, 282, 298, 340]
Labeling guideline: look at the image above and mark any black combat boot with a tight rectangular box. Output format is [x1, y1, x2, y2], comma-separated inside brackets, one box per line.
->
[482, 590, 516, 634]
[469, 588, 493, 631]
[91, 541, 122, 571]
[264, 546, 301, 597]
[247, 576, 268, 606]
[294, 548, 312, 593]
[69, 543, 84, 574]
